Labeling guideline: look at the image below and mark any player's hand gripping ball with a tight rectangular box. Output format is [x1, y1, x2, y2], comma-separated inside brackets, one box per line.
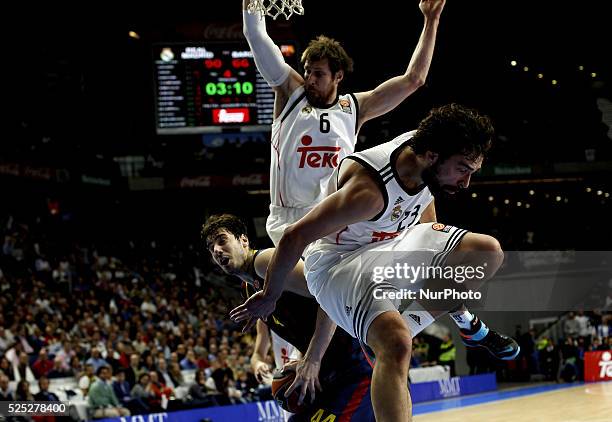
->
[271, 367, 311, 413]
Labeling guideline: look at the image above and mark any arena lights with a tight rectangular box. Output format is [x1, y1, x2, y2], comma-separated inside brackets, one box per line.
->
[597, 190, 603, 196]
[128, 31, 141, 40]
[488, 196, 494, 202]
[510, 60, 517, 66]
[504, 199, 510, 204]
[529, 190, 535, 195]
[525, 203, 531, 209]
[606, 193, 610, 198]
[551, 80, 558, 85]
[556, 196, 562, 202]
[578, 65, 585, 71]
[537, 73, 544, 79]
[516, 201, 522, 207]
[586, 187, 592, 192]
[591, 72, 597, 78]
[523, 66, 529, 72]
[471, 193, 478, 198]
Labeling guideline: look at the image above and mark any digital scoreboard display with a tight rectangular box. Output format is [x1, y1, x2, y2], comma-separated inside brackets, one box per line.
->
[153, 42, 298, 134]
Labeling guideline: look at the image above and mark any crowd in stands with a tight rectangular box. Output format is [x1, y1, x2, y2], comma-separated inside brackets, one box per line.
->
[0, 213, 268, 420]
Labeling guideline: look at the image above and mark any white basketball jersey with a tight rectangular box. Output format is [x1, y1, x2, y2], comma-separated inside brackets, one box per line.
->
[270, 330, 301, 369]
[323, 131, 434, 249]
[270, 86, 359, 209]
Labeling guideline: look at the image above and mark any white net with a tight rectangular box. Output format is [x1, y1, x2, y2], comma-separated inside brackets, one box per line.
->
[248, 0, 304, 20]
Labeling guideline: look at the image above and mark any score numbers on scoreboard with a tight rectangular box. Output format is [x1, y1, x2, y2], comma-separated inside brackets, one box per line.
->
[154, 43, 297, 134]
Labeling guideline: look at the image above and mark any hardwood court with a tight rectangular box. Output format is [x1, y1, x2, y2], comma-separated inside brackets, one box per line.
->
[414, 381, 612, 422]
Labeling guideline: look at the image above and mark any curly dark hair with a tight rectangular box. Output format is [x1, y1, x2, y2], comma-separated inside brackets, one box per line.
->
[301, 35, 354, 75]
[201, 214, 248, 247]
[410, 103, 494, 162]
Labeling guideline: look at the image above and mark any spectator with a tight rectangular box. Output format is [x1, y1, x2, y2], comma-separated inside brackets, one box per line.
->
[32, 348, 54, 378]
[86, 348, 109, 372]
[0, 356, 13, 380]
[156, 358, 174, 389]
[34, 376, 60, 401]
[55, 341, 75, 371]
[47, 356, 71, 379]
[188, 369, 216, 406]
[13, 351, 36, 383]
[575, 310, 592, 339]
[125, 353, 142, 388]
[540, 339, 561, 381]
[130, 373, 155, 412]
[180, 350, 197, 370]
[15, 379, 33, 401]
[168, 362, 184, 387]
[0, 374, 14, 400]
[149, 371, 174, 409]
[437, 334, 457, 377]
[103, 342, 121, 372]
[0, 326, 15, 354]
[564, 312, 580, 339]
[69, 355, 83, 378]
[88, 366, 130, 419]
[78, 363, 96, 397]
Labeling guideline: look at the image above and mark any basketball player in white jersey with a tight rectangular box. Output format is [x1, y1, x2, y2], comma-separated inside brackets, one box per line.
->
[241, 0, 446, 245]
[241, 0, 446, 404]
[231, 104, 520, 422]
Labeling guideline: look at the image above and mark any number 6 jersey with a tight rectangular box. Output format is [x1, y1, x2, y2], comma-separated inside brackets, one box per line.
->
[270, 86, 359, 209]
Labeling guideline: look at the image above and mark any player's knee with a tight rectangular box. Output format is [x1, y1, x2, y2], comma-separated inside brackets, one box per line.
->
[370, 326, 412, 367]
[478, 234, 503, 254]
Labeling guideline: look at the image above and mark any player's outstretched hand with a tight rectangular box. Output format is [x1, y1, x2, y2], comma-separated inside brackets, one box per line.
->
[284, 358, 322, 405]
[419, 0, 446, 21]
[230, 291, 277, 332]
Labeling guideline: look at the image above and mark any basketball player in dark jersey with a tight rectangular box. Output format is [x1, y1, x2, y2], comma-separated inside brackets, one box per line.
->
[202, 214, 374, 421]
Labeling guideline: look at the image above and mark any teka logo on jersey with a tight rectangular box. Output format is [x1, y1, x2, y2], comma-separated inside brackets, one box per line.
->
[297, 135, 341, 169]
[599, 351, 612, 378]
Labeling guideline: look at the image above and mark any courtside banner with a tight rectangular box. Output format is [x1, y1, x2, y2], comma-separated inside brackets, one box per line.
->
[584, 351, 612, 382]
[411, 373, 497, 403]
[95, 399, 284, 422]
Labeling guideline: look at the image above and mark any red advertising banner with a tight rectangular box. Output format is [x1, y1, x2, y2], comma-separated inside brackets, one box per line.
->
[584, 351, 612, 382]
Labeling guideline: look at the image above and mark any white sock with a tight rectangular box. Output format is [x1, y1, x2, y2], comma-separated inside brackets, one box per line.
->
[400, 302, 436, 337]
[449, 309, 475, 330]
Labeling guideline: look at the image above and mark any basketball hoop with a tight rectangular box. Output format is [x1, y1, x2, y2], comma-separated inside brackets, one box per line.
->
[248, 0, 304, 20]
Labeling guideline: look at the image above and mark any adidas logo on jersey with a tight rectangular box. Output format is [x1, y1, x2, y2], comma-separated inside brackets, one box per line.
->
[408, 314, 422, 325]
[394, 196, 405, 205]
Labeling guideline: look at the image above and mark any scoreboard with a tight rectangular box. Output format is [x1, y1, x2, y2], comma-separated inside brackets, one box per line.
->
[153, 42, 298, 134]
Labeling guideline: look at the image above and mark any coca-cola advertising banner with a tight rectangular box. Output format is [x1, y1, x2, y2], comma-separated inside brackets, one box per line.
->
[177, 173, 268, 189]
[584, 351, 612, 382]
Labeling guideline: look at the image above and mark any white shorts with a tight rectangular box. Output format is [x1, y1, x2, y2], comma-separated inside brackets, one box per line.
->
[304, 223, 469, 345]
[266, 204, 311, 246]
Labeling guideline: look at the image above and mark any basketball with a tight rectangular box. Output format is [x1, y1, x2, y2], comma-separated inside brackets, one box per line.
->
[271, 367, 310, 413]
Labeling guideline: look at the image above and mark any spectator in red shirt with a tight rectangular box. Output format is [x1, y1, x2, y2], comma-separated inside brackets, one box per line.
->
[32, 348, 54, 378]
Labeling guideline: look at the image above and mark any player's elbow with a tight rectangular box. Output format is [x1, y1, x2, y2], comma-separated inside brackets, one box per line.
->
[404, 73, 425, 89]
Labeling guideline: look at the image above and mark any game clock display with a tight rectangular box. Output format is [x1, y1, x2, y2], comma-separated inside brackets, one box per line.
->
[153, 43, 297, 134]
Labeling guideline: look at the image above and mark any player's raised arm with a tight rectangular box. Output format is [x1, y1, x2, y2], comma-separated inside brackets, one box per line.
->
[242, 0, 303, 114]
[355, 0, 446, 126]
